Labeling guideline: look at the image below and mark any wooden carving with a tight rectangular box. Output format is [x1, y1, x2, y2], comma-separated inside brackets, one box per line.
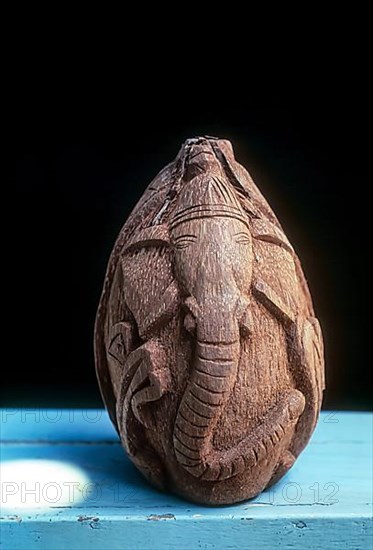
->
[94, 137, 325, 505]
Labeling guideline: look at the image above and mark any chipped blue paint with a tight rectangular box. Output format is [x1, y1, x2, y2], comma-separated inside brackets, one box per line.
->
[1, 410, 372, 549]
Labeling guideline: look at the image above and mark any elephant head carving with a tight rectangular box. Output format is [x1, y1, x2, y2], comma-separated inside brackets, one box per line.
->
[169, 159, 255, 480]
[94, 136, 324, 504]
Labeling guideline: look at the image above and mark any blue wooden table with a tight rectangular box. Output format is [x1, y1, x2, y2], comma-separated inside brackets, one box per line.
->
[1, 410, 372, 549]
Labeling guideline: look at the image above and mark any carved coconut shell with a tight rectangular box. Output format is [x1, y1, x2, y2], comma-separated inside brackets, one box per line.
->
[94, 136, 325, 505]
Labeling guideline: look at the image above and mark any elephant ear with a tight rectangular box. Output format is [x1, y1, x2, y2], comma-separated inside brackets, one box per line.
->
[250, 217, 301, 318]
[121, 225, 179, 340]
[217, 146, 314, 318]
[94, 162, 177, 431]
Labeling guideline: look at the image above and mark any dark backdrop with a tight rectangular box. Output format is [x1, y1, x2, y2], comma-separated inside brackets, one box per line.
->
[9, 97, 369, 410]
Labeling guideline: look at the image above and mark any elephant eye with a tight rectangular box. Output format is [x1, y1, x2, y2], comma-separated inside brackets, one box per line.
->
[235, 232, 251, 245]
[174, 235, 197, 250]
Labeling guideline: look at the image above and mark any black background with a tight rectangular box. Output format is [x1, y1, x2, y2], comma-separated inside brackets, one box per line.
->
[9, 82, 369, 411]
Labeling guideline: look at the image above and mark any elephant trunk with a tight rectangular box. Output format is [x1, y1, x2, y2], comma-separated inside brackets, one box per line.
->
[173, 320, 240, 480]
[173, 299, 306, 483]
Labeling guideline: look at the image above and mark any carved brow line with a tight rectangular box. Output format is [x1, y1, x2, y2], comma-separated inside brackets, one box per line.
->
[170, 213, 250, 230]
[171, 204, 243, 222]
[234, 232, 250, 237]
[174, 234, 197, 241]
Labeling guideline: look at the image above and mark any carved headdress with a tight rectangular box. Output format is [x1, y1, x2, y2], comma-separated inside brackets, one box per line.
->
[169, 175, 249, 230]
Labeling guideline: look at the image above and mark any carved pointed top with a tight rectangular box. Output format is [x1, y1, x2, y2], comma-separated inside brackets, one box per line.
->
[169, 137, 248, 229]
[177, 136, 235, 162]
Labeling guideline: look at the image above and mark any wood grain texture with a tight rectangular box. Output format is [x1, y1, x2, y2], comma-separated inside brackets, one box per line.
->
[94, 136, 325, 505]
[1, 411, 371, 550]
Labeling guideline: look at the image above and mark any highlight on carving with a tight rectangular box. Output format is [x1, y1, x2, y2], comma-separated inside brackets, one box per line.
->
[94, 136, 325, 505]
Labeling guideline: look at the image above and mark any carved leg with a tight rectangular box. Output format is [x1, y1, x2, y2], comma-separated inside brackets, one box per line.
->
[267, 450, 296, 488]
[116, 340, 171, 490]
[252, 279, 324, 458]
[116, 340, 171, 451]
[128, 343, 172, 429]
[288, 316, 325, 456]
[211, 389, 304, 482]
[182, 389, 305, 483]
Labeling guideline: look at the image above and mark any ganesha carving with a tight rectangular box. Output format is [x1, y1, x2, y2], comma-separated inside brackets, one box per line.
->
[94, 136, 325, 505]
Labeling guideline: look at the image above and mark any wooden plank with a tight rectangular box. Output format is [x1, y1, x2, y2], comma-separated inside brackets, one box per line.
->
[0, 408, 118, 443]
[1, 411, 372, 549]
